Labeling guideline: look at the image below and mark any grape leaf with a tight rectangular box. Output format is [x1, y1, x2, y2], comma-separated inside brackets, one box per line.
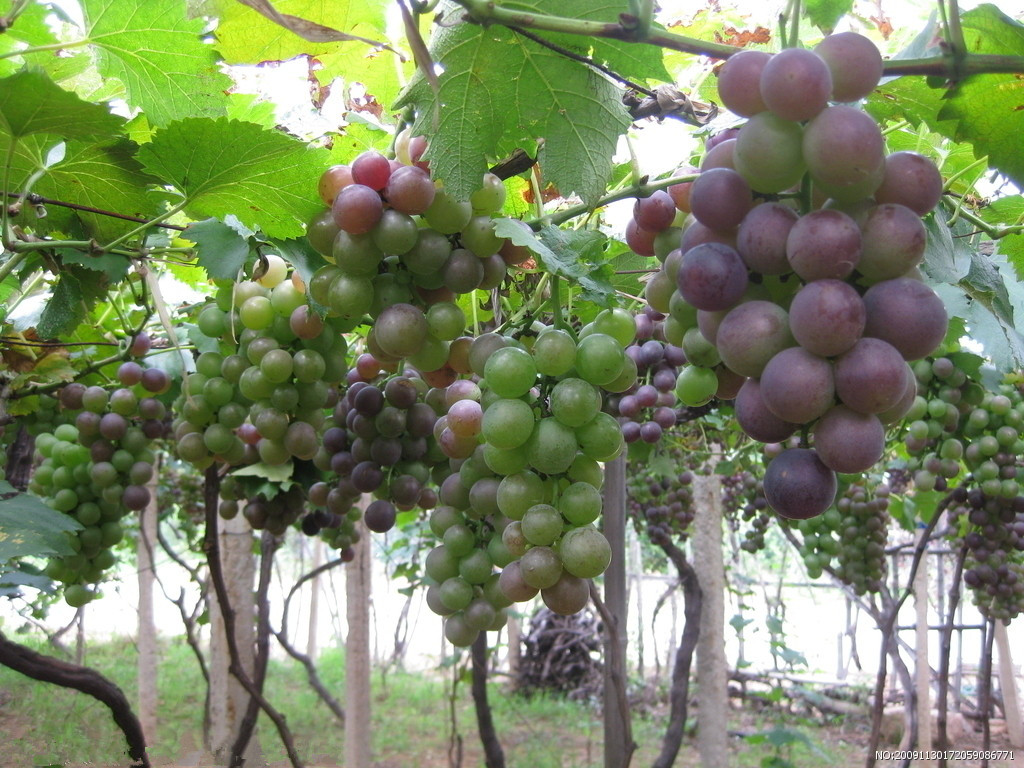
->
[138, 118, 330, 238]
[81, 0, 232, 125]
[398, 18, 632, 206]
[267, 236, 329, 289]
[0, 482, 81, 563]
[802, 0, 854, 33]
[958, 251, 1024, 370]
[0, 1, 60, 78]
[0, 68, 125, 141]
[212, 0, 403, 106]
[923, 215, 973, 283]
[181, 218, 253, 280]
[494, 219, 614, 303]
[937, 6, 1024, 188]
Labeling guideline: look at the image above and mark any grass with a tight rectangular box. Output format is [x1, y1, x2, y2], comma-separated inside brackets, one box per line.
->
[0, 634, 866, 768]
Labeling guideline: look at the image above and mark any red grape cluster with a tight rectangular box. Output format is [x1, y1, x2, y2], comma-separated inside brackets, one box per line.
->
[627, 468, 695, 546]
[950, 488, 1024, 621]
[643, 33, 949, 521]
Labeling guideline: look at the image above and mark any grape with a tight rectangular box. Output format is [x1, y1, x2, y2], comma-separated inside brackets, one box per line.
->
[549, 378, 601, 428]
[559, 526, 612, 579]
[689, 168, 753, 232]
[532, 329, 576, 376]
[700, 139, 736, 171]
[736, 202, 798, 275]
[676, 242, 748, 312]
[525, 418, 578, 475]
[715, 300, 794, 378]
[856, 204, 928, 282]
[802, 106, 885, 198]
[813, 405, 885, 473]
[374, 303, 429, 358]
[484, 346, 537, 398]
[786, 210, 862, 281]
[759, 347, 835, 424]
[351, 151, 391, 191]
[625, 219, 657, 257]
[633, 191, 676, 231]
[542, 573, 590, 615]
[834, 337, 909, 414]
[734, 112, 806, 193]
[575, 333, 626, 387]
[862, 277, 948, 361]
[814, 32, 883, 102]
[498, 560, 540, 602]
[442, 248, 485, 293]
[717, 49, 771, 117]
[332, 183, 384, 235]
[424, 189, 472, 234]
[763, 448, 837, 520]
[735, 378, 798, 442]
[759, 47, 832, 122]
[787, 280, 865, 361]
[873, 152, 943, 216]
[674, 365, 717, 407]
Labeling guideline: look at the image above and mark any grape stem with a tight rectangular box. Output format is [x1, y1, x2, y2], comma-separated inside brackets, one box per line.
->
[550, 273, 565, 330]
[450, 0, 1024, 75]
[537, 171, 697, 229]
[0, 191, 188, 232]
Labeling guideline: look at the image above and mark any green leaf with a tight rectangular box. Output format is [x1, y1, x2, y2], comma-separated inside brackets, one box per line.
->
[493, 219, 614, 303]
[0, 1, 61, 78]
[0, 68, 125, 141]
[81, 0, 232, 125]
[398, 16, 632, 205]
[802, 0, 854, 32]
[937, 6, 1024, 188]
[181, 218, 253, 281]
[268, 236, 330, 289]
[923, 215, 973, 282]
[957, 252, 1024, 371]
[138, 118, 330, 238]
[212, 0, 403, 106]
[37, 272, 88, 339]
[0, 482, 82, 563]
[233, 461, 295, 483]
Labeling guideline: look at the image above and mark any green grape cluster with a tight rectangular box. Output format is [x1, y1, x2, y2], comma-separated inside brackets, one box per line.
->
[30, 373, 166, 606]
[638, 33, 948, 522]
[948, 488, 1024, 621]
[788, 478, 889, 593]
[419, 310, 636, 646]
[178, 260, 348, 473]
[305, 143, 529, 386]
[902, 355, 1024, 497]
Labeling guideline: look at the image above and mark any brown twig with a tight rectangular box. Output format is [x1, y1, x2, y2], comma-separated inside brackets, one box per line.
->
[1, 191, 187, 231]
[201, 466, 305, 768]
[470, 634, 506, 768]
[0, 630, 150, 767]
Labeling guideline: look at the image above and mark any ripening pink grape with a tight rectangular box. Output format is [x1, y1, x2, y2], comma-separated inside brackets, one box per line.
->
[351, 151, 392, 191]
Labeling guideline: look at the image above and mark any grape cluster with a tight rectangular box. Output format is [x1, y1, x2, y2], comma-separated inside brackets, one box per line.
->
[626, 469, 695, 545]
[301, 369, 444, 559]
[610, 309, 688, 444]
[639, 33, 948, 520]
[722, 471, 772, 553]
[949, 489, 1024, 621]
[180, 260, 347, 473]
[420, 313, 633, 645]
[30, 366, 167, 606]
[902, 356, 1024, 497]
[305, 141, 529, 386]
[788, 478, 889, 593]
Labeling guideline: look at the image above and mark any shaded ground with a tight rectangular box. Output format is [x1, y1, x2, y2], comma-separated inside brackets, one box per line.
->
[0, 638, 1017, 767]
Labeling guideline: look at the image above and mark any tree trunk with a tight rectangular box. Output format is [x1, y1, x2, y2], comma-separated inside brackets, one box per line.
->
[506, 615, 521, 683]
[471, 634, 505, 768]
[652, 538, 703, 768]
[346, 519, 372, 768]
[205, 513, 260, 765]
[307, 537, 323, 660]
[601, 454, 633, 768]
[994, 621, 1024, 748]
[914, 530, 931, 755]
[692, 469, 729, 768]
[136, 476, 159, 745]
